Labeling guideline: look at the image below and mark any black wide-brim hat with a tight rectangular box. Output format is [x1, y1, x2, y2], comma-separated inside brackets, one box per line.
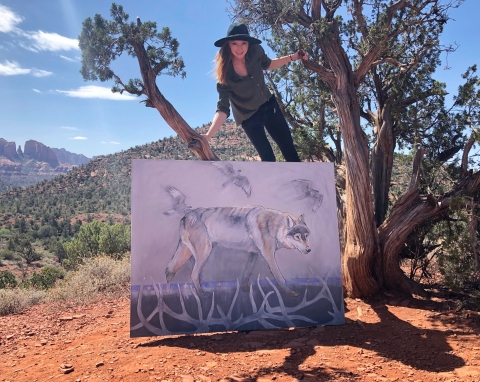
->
[214, 23, 262, 47]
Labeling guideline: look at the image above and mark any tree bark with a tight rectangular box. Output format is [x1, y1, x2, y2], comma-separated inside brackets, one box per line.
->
[372, 102, 395, 227]
[316, 19, 380, 297]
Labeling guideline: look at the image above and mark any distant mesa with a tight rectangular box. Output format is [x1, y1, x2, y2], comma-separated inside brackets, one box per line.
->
[24, 140, 59, 168]
[1, 138, 91, 168]
[52, 147, 90, 166]
[0, 138, 91, 189]
[0, 138, 19, 161]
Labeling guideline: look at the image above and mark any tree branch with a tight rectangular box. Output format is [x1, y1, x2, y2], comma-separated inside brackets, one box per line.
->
[462, 137, 476, 178]
[354, 0, 409, 85]
[302, 60, 335, 87]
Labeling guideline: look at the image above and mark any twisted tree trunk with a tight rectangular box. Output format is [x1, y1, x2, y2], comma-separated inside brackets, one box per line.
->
[307, 17, 381, 297]
[132, 41, 219, 161]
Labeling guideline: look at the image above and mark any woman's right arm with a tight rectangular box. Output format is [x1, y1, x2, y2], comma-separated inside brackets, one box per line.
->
[203, 111, 228, 140]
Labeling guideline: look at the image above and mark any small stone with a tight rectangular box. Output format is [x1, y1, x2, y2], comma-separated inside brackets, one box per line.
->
[6, 334, 14, 340]
[96, 361, 104, 367]
[40, 339, 47, 345]
[59, 363, 74, 374]
[59, 316, 73, 321]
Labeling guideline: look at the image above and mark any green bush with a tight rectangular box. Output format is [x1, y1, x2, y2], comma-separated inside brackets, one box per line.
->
[0, 228, 11, 237]
[63, 221, 130, 269]
[1, 250, 19, 261]
[436, 217, 480, 291]
[29, 266, 64, 290]
[0, 270, 17, 289]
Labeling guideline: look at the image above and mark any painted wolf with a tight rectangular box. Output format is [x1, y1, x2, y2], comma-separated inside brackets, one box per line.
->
[165, 206, 311, 298]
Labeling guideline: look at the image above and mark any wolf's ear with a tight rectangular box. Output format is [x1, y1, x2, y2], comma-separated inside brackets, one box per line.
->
[297, 214, 306, 224]
[286, 215, 295, 228]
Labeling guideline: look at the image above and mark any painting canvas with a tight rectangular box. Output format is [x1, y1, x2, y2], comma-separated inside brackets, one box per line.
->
[130, 159, 344, 337]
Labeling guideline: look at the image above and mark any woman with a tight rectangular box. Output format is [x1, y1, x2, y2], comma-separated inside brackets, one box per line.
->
[203, 23, 308, 162]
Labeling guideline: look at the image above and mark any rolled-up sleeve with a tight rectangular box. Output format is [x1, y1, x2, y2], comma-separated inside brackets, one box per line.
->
[258, 46, 272, 70]
[216, 83, 231, 117]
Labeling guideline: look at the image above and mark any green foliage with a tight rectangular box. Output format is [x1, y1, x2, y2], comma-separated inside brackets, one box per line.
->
[0, 250, 18, 261]
[15, 237, 42, 265]
[63, 221, 130, 269]
[55, 242, 67, 263]
[0, 228, 11, 237]
[79, 3, 186, 95]
[29, 266, 64, 290]
[436, 211, 479, 291]
[0, 270, 17, 289]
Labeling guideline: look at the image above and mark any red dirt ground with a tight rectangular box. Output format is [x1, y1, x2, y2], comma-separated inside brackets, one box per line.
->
[1, 292, 479, 382]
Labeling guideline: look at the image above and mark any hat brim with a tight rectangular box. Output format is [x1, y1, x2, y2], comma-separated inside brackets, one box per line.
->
[214, 34, 262, 47]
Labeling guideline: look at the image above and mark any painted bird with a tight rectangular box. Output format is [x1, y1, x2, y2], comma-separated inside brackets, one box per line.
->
[212, 162, 251, 197]
[163, 186, 192, 216]
[291, 179, 323, 212]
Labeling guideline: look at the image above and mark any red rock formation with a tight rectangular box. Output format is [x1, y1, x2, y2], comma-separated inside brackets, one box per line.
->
[0, 139, 19, 160]
[24, 140, 59, 168]
[0, 138, 6, 155]
[4, 142, 17, 160]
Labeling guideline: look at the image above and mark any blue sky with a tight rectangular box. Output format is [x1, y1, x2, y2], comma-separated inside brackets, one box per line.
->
[0, 0, 478, 158]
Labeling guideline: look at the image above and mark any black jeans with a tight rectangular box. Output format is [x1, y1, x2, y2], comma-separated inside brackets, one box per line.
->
[241, 96, 301, 162]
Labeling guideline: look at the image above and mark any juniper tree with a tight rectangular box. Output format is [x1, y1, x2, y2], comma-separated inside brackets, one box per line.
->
[231, 0, 480, 297]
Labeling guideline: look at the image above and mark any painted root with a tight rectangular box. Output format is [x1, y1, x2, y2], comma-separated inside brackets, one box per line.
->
[130, 272, 343, 335]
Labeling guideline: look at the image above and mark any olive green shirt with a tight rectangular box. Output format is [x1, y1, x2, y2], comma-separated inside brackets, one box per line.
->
[216, 44, 272, 126]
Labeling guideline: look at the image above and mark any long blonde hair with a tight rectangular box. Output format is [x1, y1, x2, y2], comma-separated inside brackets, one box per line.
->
[214, 43, 232, 85]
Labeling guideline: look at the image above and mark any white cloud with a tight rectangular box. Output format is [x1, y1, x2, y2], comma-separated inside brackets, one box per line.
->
[70, 136, 87, 140]
[32, 68, 52, 77]
[61, 126, 79, 131]
[0, 60, 29, 75]
[0, 5, 23, 33]
[0, 60, 52, 77]
[109, 141, 120, 145]
[60, 55, 79, 62]
[0, 6, 78, 52]
[33, 88, 41, 93]
[22, 30, 78, 52]
[56, 85, 137, 101]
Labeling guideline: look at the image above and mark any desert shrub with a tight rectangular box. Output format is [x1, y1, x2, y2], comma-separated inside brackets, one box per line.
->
[29, 266, 64, 290]
[63, 221, 130, 270]
[1, 250, 19, 261]
[0, 288, 47, 316]
[0, 270, 17, 289]
[0, 228, 11, 237]
[49, 256, 130, 305]
[38, 225, 57, 239]
[55, 242, 67, 263]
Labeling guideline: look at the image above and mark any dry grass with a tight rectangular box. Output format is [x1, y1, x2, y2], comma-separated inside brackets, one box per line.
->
[0, 256, 130, 316]
[48, 255, 130, 305]
[0, 288, 47, 316]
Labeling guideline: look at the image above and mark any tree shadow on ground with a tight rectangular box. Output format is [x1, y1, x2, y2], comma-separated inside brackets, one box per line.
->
[137, 296, 466, 381]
